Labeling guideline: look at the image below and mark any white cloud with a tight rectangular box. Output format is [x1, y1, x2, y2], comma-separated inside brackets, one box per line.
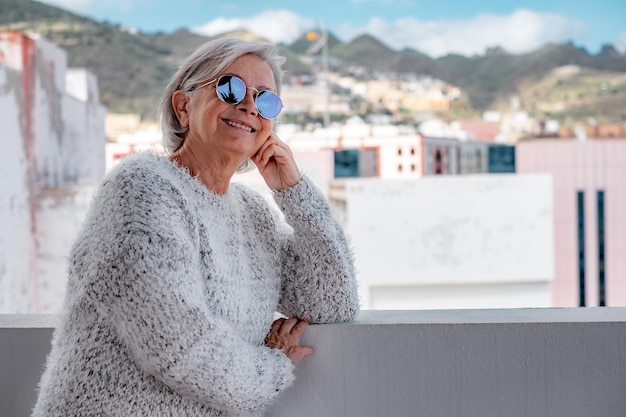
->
[192, 10, 315, 44]
[193, 8, 587, 57]
[337, 9, 587, 57]
[36, 4, 596, 57]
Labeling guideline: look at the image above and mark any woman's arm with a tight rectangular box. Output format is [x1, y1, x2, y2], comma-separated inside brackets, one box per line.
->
[81, 165, 294, 413]
[273, 176, 360, 324]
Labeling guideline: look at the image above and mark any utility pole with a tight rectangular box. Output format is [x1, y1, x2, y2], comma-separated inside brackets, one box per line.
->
[306, 25, 330, 128]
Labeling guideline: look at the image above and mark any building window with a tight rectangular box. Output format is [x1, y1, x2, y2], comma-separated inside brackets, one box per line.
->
[334, 149, 360, 178]
[397, 148, 402, 156]
[434, 149, 443, 174]
[577, 191, 586, 307]
[410, 164, 416, 172]
[410, 147, 415, 155]
[597, 190, 606, 306]
[398, 164, 403, 172]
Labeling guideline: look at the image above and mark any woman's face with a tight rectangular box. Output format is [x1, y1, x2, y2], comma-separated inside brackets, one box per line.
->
[177, 53, 276, 165]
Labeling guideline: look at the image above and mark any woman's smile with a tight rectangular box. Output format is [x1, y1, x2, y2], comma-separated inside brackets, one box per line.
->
[223, 118, 256, 133]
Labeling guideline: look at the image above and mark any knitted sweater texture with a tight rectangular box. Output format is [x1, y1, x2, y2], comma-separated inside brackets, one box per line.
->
[32, 152, 359, 417]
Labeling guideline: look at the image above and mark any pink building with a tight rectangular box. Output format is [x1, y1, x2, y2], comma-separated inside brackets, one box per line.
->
[456, 120, 500, 141]
[517, 139, 626, 307]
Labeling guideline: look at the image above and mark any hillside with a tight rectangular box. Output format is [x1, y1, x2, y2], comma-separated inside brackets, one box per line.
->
[1, 0, 625, 124]
[509, 65, 626, 126]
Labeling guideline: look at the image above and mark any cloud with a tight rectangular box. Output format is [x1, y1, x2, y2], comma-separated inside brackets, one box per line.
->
[192, 10, 315, 44]
[337, 9, 587, 57]
[193, 8, 586, 57]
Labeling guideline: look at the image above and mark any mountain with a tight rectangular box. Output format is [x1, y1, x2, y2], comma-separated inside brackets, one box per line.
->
[288, 30, 342, 54]
[331, 34, 399, 72]
[1, 0, 625, 123]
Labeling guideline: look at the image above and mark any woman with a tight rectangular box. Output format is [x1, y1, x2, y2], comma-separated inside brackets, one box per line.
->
[32, 38, 359, 416]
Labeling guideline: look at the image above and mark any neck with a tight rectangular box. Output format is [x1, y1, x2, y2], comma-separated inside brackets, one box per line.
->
[170, 143, 244, 195]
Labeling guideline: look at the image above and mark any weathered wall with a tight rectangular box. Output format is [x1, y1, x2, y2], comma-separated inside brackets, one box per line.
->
[331, 174, 554, 309]
[0, 31, 106, 313]
[0, 64, 32, 313]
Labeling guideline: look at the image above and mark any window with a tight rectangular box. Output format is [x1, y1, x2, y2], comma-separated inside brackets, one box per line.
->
[577, 191, 585, 307]
[597, 190, 606, 306]
[434, 149, 443, 174]
[334, 149, 360, 178]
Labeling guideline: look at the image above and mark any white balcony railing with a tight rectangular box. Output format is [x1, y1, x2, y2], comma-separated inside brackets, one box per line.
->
[2, 308, 626, 417]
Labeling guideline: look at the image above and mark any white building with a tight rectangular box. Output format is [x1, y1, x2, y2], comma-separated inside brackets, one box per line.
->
[329, 174, 554, 309]
[0, 31, 106, 313]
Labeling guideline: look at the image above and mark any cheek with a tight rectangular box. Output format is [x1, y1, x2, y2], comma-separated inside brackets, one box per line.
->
[191, 103, 223, 131]
[258, 119, 273, 136]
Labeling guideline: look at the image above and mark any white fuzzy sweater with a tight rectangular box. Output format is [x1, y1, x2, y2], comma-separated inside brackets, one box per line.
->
[32, 152, 359, 417]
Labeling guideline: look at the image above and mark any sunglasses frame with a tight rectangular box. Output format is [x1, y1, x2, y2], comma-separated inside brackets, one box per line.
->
[195, 74, 283, 120]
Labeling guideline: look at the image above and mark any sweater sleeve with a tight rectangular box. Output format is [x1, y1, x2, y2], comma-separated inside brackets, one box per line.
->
[81, 165, 294, 414]
[272, 176, 360, 323]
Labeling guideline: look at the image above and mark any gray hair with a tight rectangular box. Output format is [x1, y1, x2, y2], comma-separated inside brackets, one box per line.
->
[157, 38, 285, 171]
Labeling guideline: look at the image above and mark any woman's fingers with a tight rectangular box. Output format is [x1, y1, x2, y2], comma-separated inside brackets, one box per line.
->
[266, 318, 305, 344]
[253, 135, 293, 167]
[285, 345, 315, 367]
[290, 318, 310, 339]
[252, 135, 302, 190]
[265, 318, 314, 366]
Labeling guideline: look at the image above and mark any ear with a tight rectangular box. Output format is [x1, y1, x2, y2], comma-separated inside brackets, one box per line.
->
[172, 90, 190, 128]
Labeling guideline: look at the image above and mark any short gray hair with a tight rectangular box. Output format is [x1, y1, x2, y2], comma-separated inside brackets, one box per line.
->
[158, 38, 286, 164]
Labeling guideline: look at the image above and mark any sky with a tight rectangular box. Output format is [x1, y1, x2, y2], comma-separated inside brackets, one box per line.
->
[38, 0, 626, 58]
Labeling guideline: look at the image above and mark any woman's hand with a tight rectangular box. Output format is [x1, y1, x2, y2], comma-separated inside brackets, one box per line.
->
[252, 133, 302, 191]
[265, 318, 314, 367]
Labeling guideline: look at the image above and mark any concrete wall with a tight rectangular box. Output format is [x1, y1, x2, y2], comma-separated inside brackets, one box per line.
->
[274, 309, 626, 417]
[34, 187, 96, 313]
[331, 174, 554, 309]
[0, 64, 33, 313]
[0, 31, 106, 313]
[3, 309, 625, 417]
[0, 315, 56, 417]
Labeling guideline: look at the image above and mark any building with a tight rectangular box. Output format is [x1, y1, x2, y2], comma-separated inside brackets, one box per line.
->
[329, 174, 554, 309]
[279, 120, 425, 186]
[517, 138, 626, 307]
[0, 31, 106, 313]
[454, 120, 500, 141]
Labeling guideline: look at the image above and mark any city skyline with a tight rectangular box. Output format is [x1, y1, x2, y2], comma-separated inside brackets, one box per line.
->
[38, 0, 626, 58]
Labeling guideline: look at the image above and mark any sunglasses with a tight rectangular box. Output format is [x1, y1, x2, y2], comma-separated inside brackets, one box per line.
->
[196, 74, 283, 120]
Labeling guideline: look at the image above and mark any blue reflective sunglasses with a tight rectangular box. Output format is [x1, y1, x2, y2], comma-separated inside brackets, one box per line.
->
[196, 74, 283, 120]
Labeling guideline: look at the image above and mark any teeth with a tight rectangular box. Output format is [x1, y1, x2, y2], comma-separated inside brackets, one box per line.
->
[226, 120, 253, 132]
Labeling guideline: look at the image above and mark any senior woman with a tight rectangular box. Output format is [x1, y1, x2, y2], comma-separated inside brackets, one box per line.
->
[32, 38, 359, 417]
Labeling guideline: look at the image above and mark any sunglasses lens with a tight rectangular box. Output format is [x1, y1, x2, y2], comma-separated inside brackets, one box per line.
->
[256, 91, 283, 120]
[216, 75, 246, 104]
[214, 75, 282, 119]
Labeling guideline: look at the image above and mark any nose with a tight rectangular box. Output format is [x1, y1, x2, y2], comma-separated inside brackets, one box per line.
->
[237, 88, 257, 116]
